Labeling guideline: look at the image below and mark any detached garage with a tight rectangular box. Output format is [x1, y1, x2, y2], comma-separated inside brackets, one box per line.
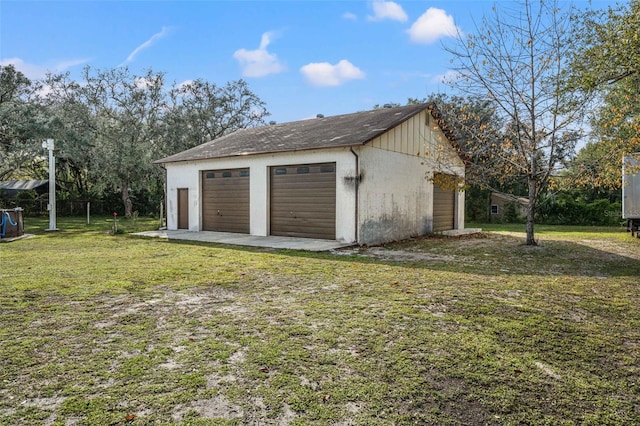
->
[156, 103, 466, 246]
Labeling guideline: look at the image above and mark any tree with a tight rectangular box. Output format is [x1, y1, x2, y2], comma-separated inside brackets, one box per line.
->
[0, 65, 49, 180]
[78, 66, 167, 217]
[569, 0, 640, 90]
[162, 79, 269, 156]
[0, 64, 270, 216]
[32, 72, 97, 197]
[75, 68, 270, 217]
[422, 94, 521, 190]
[446, 0, 584, 245]
[568, 0, 640, 188]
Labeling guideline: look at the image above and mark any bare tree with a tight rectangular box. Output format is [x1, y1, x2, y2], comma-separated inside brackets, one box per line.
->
[446, 0, 585, 245]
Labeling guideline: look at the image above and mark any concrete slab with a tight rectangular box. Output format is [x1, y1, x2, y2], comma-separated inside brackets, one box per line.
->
[133, 230, 354, 252]
[0, 233, 36, 243]
[438, 228, 483, 237]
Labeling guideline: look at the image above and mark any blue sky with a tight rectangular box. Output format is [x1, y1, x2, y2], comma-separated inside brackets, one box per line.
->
[0, 0, 618, 124]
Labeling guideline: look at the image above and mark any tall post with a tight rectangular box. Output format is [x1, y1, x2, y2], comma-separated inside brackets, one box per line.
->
[42, 139, 59, 231]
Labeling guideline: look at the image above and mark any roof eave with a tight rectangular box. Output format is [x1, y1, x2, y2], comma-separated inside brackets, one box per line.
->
[154, 142, 369, 165]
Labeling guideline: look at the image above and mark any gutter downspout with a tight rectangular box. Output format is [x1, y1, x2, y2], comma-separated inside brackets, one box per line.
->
[350, 147, 359, 244]
[160, 163, 167, 229]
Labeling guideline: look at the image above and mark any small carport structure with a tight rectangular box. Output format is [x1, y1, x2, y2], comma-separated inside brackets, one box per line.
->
[0, 180, 49, 198]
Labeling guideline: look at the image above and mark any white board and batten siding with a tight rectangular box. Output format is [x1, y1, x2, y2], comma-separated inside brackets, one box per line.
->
[369, 110, 463, 169]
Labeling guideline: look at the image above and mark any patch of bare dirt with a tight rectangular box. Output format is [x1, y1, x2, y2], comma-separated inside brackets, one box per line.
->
[336, 247, 457, 262]
[576, 238, 640, 260]
[172, 396, 243, 422]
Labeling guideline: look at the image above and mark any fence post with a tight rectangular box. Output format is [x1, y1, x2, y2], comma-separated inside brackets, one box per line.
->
[87, 202, 90, 225]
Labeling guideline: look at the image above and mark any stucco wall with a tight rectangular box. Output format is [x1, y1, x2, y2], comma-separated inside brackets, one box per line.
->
[163, 147, 358, 243]
[356, 146, 431, 244]
[356, 146, 465, 245]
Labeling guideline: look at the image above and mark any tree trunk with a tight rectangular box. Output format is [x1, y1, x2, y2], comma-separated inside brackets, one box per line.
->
[526, 177, 537, 246]
[121, 179, 133, 218]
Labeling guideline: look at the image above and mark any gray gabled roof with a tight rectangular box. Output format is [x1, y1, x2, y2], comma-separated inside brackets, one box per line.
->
[156, 103, 453, 164]
[491, 192, 529, 205]
[0, 180, 48, 191]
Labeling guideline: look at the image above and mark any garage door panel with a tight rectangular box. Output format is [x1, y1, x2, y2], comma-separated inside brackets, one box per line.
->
[272, 177, 336, 186]
[202, 168, 250, 233]
[269, 225, 335, 239]
[209, 223, 249, 233]
[203, 203, 249, 210]
[204, 186, 250, 191]
[270, 163, 336, 239]
[203, 197, 249, 205]
[271, 205, 335, 213]
[271, 197, 335, 205]
[202, 209, 250, 218]
[271, 210, 337, 220]
[271, 216, 335, 225]
[433, 174, 455, 232]
[272, 188, 334, 196]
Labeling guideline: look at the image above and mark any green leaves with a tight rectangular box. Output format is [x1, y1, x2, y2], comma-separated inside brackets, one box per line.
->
[566, 0, 640, 189]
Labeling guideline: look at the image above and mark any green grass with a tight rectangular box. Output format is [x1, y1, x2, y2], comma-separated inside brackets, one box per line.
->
[469, 221, 631, 237]
[1, 218, 639, 425]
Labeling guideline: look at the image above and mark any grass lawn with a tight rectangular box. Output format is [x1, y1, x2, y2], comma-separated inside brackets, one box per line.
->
[1, 217, 639, 425]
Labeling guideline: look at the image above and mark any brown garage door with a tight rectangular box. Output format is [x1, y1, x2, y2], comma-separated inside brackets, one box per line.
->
[270, 163, 336, 239]
[202, 168, 250, 233]
[433, 175, 455, 232]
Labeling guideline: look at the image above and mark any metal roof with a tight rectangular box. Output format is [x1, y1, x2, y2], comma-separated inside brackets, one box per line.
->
[491, 192, 530, 205]
[0, 180, 48, 191]
[156, 103, 455, 164]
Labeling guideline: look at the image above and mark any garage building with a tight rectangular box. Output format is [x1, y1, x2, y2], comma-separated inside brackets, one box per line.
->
[155, 103, 466, 245]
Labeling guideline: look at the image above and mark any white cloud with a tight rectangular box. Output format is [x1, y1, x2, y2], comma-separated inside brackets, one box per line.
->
[300, 59, 365, 87]
[367, 1, 408, 22]
[35, 85, 55, 98]
[54, 58, 91, 72]
[176, 79, 195, 90]
[233, 31, 286, 78]
[342, 12, 358, 21]
[407, 8, 461, 44]
[119, 26, 172, 67]
[0, 57, 89, 80]
[1, 58, 49, 80]
[134, 77, 154, 89]
[433, 70, 461, 84]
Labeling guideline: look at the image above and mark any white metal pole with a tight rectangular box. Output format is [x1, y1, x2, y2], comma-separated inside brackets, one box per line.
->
[43, 139, 59, 231]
